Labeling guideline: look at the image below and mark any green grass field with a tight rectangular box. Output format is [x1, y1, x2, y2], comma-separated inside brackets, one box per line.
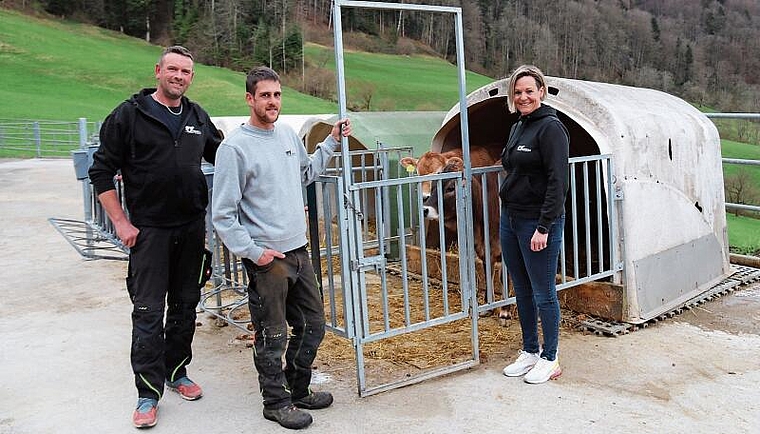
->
[726, 213, 760, 255]
[721, 139, 760, 186]
[0, 9, 492, 121]
[0, 9, 334, 120]
[304, 43, 494, 111]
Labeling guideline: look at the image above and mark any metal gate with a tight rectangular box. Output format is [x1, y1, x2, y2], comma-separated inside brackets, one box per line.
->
[317, 169, 480, 396]
[312, 150, 618, 396]
[328, 0, 483, 396]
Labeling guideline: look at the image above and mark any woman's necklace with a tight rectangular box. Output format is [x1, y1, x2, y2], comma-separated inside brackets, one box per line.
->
[152, 92, 183, 116]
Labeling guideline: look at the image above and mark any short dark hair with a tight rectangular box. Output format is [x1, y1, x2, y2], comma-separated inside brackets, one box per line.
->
[246, 66, 280, 94]
[159, 45, 194, 65]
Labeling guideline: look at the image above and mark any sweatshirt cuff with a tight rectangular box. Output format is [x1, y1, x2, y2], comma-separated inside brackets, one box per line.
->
[324, 134, 340, 151]
[248, 245, 265, 264]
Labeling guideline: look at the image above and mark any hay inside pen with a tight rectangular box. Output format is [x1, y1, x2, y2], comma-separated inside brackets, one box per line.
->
[204, 219, 581, 387]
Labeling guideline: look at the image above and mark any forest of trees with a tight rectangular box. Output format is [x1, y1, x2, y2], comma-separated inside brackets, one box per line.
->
[9, 0, 760, 113]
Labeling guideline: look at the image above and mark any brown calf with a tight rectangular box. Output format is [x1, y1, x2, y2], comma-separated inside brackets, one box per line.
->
[399, 146, 501, 199]
[421, 157, 514, 323]
[400, 147, 501, 250]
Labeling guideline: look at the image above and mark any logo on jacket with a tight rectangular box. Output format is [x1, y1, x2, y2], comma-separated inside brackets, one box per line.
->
[516, 145, 531, 152]
[184, 125, 202, 135]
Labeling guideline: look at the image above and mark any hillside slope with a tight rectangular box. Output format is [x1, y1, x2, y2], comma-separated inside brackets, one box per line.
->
[0, 9, 493, 121]
[0, 9, 333, 120]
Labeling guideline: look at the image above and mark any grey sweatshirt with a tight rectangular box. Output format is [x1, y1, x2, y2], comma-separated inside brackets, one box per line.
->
[211, 122, 339, 262]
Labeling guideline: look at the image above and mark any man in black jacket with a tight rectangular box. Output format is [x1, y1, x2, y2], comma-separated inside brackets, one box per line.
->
[89, 45, 221, 429]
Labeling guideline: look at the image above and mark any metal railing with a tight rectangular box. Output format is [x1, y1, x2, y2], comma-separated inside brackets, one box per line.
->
[0, 118, 100, 158]
[705, 113, 760, 214]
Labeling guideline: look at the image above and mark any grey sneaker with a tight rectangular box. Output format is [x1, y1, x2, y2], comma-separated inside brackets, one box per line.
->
[292, 391, 333, 410]
[263, 404, 313, 430]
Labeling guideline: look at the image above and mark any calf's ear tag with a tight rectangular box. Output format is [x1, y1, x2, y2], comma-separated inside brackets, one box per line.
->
[405, 164, 416, 173]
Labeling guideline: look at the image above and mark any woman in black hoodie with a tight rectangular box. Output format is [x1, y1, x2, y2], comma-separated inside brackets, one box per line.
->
[499, 65, 569, 384]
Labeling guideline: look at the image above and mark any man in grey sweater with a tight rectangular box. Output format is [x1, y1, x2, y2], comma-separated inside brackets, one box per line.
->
[211, 66, 350, 430]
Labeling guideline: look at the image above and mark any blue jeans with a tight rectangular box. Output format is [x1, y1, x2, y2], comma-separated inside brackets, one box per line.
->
[500, 207, 564, 361]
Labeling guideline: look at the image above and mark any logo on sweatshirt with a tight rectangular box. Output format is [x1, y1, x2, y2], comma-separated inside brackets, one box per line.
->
[516, 145, 531, 153]
[184, 125, 202, 135]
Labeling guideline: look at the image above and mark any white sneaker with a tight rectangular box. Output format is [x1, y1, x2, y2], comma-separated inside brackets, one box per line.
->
[524, 357, 562, 384]
[502, 351, 540, 377]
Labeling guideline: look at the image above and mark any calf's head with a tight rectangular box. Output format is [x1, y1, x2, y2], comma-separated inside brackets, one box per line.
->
[400, 151, 450, 200]
[421, 157, 464, 225]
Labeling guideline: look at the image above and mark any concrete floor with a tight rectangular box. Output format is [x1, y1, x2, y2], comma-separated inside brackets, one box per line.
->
[1, 158, 759, 434]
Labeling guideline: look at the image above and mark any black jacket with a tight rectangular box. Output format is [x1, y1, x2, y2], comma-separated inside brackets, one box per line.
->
[499, 104, 569, 229]
[89, 88, 221, 227]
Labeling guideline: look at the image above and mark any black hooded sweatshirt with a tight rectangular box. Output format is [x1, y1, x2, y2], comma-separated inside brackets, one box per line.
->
[89, 88, 221, 227]
[499, 104, 570, 230]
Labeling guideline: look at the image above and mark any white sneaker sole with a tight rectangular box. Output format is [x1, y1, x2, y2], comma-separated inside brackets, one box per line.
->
[524, 367, 562, 384]
[503, 364, 536, 377]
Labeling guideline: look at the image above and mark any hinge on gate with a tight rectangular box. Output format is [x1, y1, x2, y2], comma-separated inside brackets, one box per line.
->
[615, 261, 624, 271]
[350, 255, 385, 272]
[614, 188, 624, 201]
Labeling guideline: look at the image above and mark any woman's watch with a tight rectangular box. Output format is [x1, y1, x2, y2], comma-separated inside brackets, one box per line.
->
[536, 225, 548, 234]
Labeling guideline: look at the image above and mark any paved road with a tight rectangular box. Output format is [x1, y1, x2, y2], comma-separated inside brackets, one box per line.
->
[1, 159, 758, 434]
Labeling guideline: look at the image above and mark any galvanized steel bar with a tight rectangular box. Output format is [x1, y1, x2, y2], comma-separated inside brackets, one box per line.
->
[319, 178, 341, 333]
[413, 182, 426, 325]
[397, 183, 412, 327]
[78, 118, 87, 149]
[725, 203, 760, 212]
[607, 157, 621, 281]
[705, 113, 760, 119]
[359, 359, 478, 397]
[375, 186, 391, 332]
[595, 161, 604, 274]
[479, 171, 494, 303]
[723, 158, 760, 166]
[332, 1, 369, 395]
[583, 161, 592, 277]
[570, 162, 580, 278]
[361, 310, 472, 342]
[335, 176, 355, 339]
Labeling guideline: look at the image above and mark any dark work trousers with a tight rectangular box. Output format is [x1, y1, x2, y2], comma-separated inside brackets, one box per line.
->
[242, 246, 326, 410]
[126, 218, 206, 400]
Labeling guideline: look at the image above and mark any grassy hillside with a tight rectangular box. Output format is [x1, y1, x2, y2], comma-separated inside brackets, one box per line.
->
[304, 43, 494, 111]
[0, 9, 335, 120]
[0, 9, 493, 121]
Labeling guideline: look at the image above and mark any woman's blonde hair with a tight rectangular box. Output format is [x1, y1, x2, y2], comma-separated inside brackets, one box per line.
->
[506, 65, 547, 113]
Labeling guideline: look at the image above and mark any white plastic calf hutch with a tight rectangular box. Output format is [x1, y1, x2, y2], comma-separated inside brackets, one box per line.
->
[433, 77, 731, 324]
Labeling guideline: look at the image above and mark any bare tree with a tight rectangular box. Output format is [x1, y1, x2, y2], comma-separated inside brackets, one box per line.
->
[725, 168, 760, 216]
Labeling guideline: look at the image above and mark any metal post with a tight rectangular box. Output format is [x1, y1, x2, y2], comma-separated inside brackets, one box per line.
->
[333, 0, 368, 395]
[451, 5, 479, 364]
[78, 118, 88, 149]
[33, 121, 41, 157]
